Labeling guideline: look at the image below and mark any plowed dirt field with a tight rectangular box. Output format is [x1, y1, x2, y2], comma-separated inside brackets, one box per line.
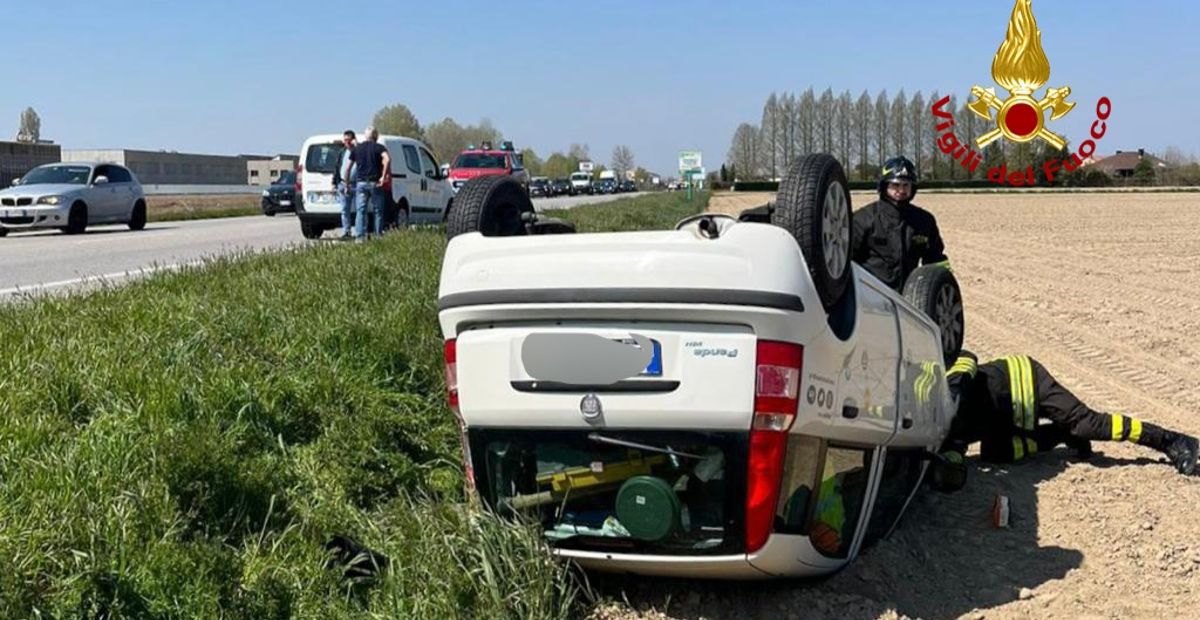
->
[590, 191, 1200, 620]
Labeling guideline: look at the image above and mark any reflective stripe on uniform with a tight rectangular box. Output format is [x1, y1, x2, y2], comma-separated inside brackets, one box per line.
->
[948, 356, 977, 377]
[1130, 418, 1143, 442]
[916, 362, 937, 405]
[1110, 414, 1143, 442]
[1111, 414, 1125, 441]
[1012, 436, 1025, 460]
[1027, 438, 1038, 455]
[1004, 356, 1036, 432]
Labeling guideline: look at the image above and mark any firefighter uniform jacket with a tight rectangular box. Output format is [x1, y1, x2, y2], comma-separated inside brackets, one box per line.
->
[851, 199, 948, 292]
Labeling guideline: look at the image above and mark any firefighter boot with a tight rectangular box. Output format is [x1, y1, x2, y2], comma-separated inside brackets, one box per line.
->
[1162, 433, 1199, 476]
[1133, 423, 1198, 476]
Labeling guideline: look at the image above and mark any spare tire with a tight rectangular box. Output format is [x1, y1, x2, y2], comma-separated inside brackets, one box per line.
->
[902, 264, 965, 365]
[772, 154, 852, 312]
[446, 175, 535, 240]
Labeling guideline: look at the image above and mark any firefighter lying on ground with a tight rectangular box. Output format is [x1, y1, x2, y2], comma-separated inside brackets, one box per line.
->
[850, 156, 950, 292]
[931, 351, 1200, 491]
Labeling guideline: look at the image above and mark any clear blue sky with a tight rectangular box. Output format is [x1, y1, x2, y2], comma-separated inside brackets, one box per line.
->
[5, 0, 1196, 177]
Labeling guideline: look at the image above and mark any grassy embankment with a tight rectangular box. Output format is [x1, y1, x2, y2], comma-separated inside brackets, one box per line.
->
[0, 191, 708, 618]
[147, 194, 262, 222]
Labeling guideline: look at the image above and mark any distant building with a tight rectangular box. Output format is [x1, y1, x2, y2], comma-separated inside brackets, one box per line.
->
[0, 140, 62, 187]
[62, 149, 273, 185]
[247, 155, 297, 186]
[1085, 148, 1168, 179]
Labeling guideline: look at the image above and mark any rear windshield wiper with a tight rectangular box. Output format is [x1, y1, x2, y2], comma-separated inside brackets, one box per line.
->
[587, 433, 705, 460]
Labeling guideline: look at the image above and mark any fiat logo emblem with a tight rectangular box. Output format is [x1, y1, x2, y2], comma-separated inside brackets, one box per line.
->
[580, 393, 602, 421]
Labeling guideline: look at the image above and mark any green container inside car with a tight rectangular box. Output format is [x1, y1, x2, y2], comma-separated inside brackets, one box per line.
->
[615, 476, 682, 541]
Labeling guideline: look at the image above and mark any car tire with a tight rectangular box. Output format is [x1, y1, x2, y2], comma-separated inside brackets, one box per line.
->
[446, 175, 535, 240]
[772, 153, 852, 312]
[0, 227, 7, 238]
[300, 222, 324, 239]
[128, 200, 147, 231]
[64, 202, 88, 235]
[395, 201, 410, 229]
[902, 264, 965, 365]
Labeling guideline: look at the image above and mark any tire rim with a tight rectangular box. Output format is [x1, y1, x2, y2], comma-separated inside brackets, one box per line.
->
[822, 182, 850, 278]
[935, 284, 964, 353]
[397, 209, 408, 228]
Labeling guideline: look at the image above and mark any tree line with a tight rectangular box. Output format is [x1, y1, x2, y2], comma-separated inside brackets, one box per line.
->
[370, 103, 650, 183]
[725, 87, 1199, 186]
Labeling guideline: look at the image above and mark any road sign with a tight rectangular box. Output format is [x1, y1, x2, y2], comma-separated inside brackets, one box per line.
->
[679, 151, 702, 173]
[579, 160, 594, 173]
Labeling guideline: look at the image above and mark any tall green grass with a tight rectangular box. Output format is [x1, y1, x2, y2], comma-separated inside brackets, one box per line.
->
[0, 190, 705, 618]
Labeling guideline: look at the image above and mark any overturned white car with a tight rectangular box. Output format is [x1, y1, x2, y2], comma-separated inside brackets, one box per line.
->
[436, 155, 965, 579]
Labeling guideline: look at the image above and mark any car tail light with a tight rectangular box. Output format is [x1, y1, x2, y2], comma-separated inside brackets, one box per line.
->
[443, 338, 475, 492]
[444, 339, 459, 416]
[745, 339, 803, 554]
[295, 165, 303, 194]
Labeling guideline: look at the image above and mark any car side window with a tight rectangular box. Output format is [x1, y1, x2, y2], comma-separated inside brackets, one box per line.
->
[861, 448, 925, 549]
[402, 145, 421, 175]
[808, 444, 873, 559]
[510, 154, 523, 171]
[92, 165, 110, 184]
[418, 148, 439, 179]
[107, 166, 132, 183]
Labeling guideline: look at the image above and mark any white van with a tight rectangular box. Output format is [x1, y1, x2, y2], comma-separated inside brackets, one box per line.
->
[295, 133, 455, 239]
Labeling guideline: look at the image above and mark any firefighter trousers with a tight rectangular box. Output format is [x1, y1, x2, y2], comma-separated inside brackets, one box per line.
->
[982, 356, 1168, 462]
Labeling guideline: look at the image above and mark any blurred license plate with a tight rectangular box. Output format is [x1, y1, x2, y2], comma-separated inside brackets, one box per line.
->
[280, 200, 291, 206]
[625, 338, 662, 376]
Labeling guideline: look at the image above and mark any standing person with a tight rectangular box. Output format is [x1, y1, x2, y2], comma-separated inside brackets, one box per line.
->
[333, 130, 358, 240]
[939, 350, 1200, 476]
[850, 156, 949, 292]
[349, 126, 391, 240]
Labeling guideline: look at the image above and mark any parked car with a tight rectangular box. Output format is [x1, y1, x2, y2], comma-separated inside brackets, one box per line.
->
[569, 172, 593, 196]
[261, 170, 299, 216]
[551, 178, 572, 197]
[594, 178, 618, 194]
[437, 155, 966, 579]
[0, 162, 147, 236]
[530, 177, 551, 198]
[620, 180, 638, 193]
[295, 133, 454, 239]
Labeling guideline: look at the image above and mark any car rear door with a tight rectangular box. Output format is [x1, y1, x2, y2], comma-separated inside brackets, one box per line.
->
[106, 166, 137, 221]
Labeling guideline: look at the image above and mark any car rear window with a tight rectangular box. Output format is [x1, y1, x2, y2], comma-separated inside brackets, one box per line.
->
[453, 153, 507, 169]
[305, 142, 345, 174]
[468, 428, 747, 556]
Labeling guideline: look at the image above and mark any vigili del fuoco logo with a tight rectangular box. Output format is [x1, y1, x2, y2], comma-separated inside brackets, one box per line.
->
[930, 0, 1112, 186]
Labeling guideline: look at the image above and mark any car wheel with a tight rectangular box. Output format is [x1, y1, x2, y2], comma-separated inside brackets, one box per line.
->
[395, 202, 410, 229]
[64, 202, 88, 235]
[446, 175, 535, 240]
[300, 222, 323, 239]
[128, 200, 147, 231]
[772, 154, 852, 312]
[902, 264, 965, 365]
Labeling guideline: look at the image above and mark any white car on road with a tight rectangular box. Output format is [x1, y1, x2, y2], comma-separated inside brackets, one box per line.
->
[437, 157, 967, 579]
[0, 162, 147, 236]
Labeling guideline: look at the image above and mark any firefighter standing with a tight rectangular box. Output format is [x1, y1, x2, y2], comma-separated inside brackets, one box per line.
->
[851, 156, 949, 292]
[939, 351, 1200, 476]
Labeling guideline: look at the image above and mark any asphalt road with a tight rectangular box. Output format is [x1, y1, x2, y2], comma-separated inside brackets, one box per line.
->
[0, 192, 644, 298]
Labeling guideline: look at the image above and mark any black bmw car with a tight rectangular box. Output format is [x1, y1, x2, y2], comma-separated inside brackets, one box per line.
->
[261, 170, 298, 216]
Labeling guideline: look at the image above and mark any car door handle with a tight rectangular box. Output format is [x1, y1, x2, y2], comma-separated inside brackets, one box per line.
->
[901, 417, 914, 429]
[396, 174, 407, 179]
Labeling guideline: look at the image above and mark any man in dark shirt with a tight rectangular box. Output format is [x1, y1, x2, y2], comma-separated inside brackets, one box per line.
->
[850, 156, 948, 291]
[348, 126, 392, 239]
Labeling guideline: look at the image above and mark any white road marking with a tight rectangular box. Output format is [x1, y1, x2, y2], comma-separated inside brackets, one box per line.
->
[0, 260, 206, 296]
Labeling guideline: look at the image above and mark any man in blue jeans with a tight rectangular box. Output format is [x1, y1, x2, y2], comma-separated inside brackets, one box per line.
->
[334, 130, 358, 240]
[348, 126, 391, 240]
